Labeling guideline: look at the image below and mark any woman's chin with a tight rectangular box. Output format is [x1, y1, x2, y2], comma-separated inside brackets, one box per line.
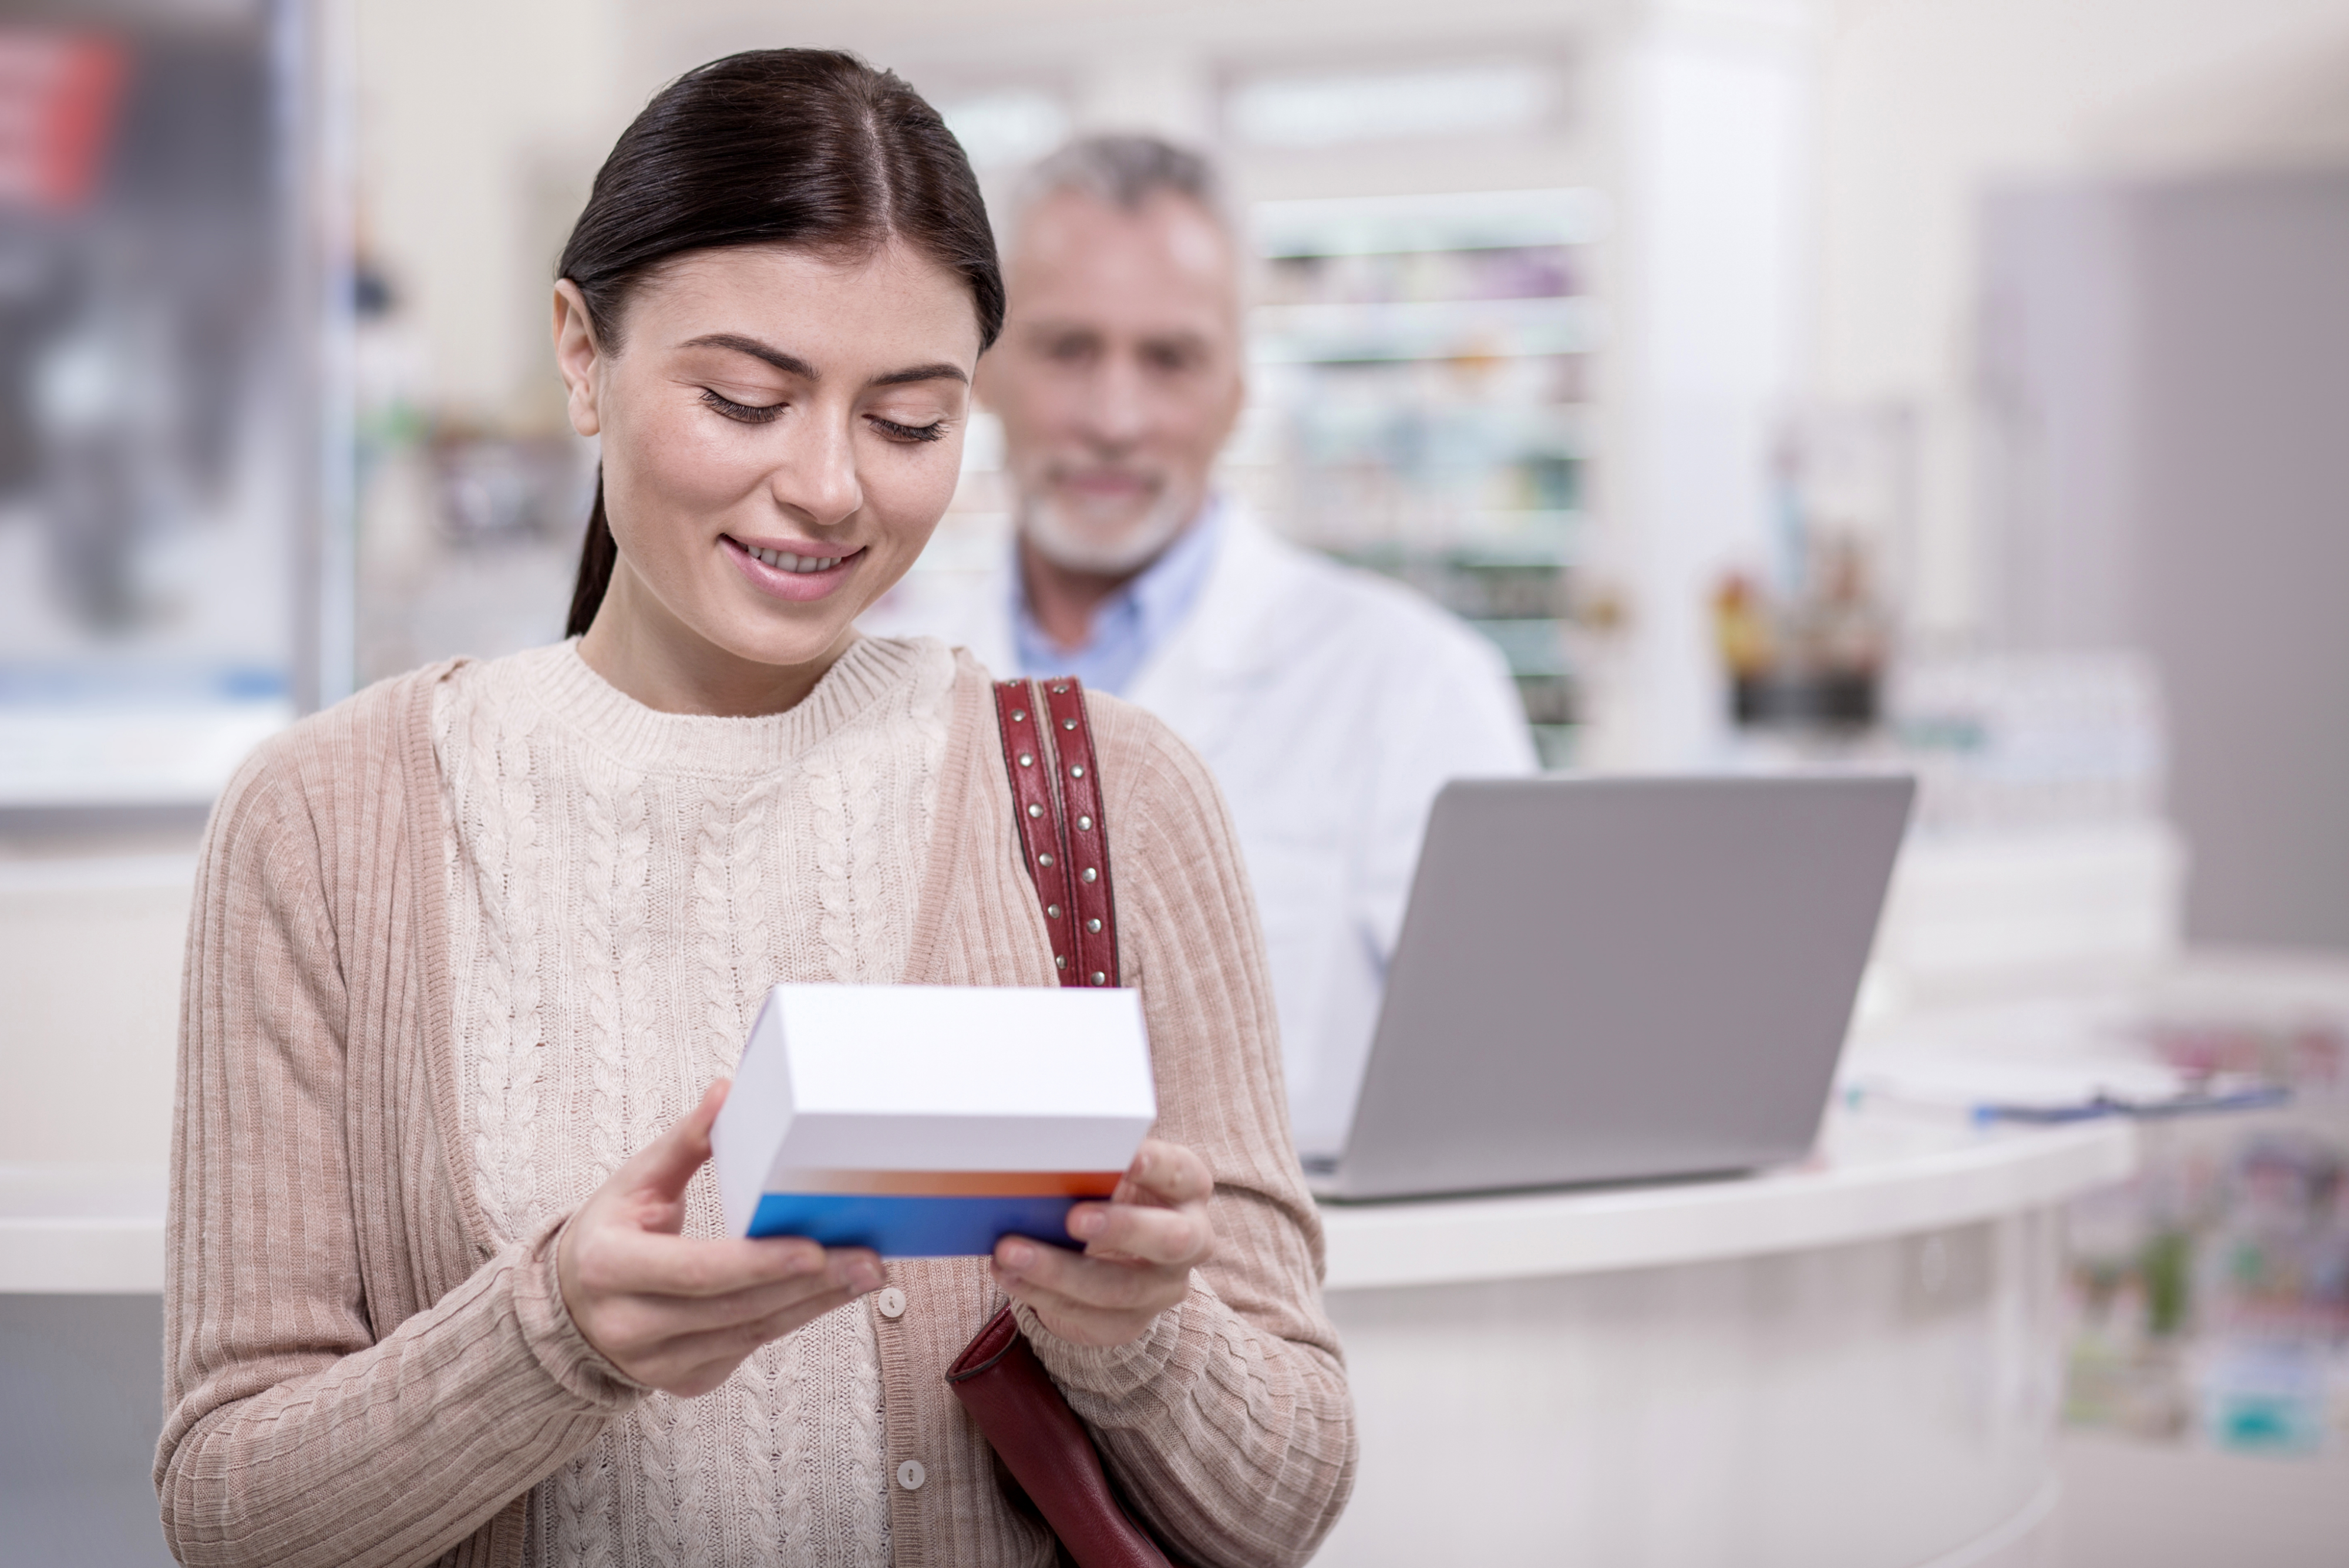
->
[706, 616, 863, 675]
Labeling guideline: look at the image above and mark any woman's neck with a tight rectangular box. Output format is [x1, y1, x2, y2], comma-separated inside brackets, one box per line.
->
[576, 567, 854, 718]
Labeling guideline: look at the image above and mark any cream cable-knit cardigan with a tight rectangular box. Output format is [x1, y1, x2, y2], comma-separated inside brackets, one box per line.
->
[438, 638, 954, 1567]
[157, 638, 1356, 1568]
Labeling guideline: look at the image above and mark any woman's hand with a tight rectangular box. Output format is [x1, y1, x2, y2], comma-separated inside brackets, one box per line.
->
[991, 1138, 1216, 1348]
[557, 1080, 883, 1397]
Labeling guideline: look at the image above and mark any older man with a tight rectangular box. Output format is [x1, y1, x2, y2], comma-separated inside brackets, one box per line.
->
[869, 136, 1536, 1156]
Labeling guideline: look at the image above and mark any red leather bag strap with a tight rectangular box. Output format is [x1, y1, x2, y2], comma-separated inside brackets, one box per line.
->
[971, 677, 1165, 1567]
[993, 677, 1118, 988]
[947, 1307, 1174, 1568]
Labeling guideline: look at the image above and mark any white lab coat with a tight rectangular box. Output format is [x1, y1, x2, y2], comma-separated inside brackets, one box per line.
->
[867, 509, 1537, 1154]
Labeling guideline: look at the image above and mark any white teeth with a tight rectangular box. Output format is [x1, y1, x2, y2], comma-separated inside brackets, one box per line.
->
[745, 544, 842, 573]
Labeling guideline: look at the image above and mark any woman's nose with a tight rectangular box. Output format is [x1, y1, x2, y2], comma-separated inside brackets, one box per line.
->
[772, 416, 863, 527]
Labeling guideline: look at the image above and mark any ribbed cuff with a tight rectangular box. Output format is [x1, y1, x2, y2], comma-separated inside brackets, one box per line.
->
[1014, 1277, 1216, 1403]
[511, 1212, 650, 1411]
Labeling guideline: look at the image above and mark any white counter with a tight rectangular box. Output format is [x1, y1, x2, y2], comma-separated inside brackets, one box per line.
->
[8, 1112, 2132, 1294]
[1322, 1107, 2132, 1290]
[0, 1163, 167, 1294]
[1311, 1106, 2135, 1568]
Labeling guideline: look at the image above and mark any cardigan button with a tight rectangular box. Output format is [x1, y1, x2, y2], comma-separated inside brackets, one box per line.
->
[876, 1286, 907, 1320]
[897, 1459, 926, 1491]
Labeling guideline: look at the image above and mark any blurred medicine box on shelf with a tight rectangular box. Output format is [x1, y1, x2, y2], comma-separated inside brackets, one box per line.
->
[712, 984, 1156, 1257]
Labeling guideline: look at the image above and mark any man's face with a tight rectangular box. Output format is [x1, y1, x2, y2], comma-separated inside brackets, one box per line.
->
[979, 187, 1246, 576]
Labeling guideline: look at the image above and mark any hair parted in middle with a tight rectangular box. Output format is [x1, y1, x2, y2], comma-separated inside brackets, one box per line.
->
[557, 48, 1004, 637]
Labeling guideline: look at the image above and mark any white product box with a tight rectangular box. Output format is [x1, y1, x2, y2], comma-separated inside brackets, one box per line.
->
[711, 984, 1157, 1257]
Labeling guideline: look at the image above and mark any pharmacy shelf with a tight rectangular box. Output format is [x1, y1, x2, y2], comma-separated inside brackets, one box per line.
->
[1251, 187, 1608, 259]
[1465, 617, 1571, 677]
[1250, 295, 1602, 364]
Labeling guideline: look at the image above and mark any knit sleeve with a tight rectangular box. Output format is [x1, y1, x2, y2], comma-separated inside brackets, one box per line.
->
[155, 714, 642, 1568]
[1015, 695, 1358, 1568]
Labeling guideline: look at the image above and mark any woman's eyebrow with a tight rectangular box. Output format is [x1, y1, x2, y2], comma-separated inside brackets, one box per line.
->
[870, 362, 970, 388]
[681, 333, 817, 379]
[678, 335, 965, 390]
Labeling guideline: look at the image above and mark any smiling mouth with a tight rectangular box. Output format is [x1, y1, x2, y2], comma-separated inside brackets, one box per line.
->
[728, 538, 862, 574]
[1059, 470, 1156, 497]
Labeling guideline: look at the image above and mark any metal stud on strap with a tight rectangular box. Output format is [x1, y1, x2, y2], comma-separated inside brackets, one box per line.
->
[995, 674, 1119, 991]
[995, 678, 1077, 976]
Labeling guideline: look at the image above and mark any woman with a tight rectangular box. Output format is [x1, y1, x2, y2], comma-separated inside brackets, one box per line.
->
[156, 51, 1353, 1568]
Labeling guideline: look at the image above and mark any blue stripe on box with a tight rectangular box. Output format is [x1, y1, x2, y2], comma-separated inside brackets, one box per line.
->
[747, 1192, 1080, 1257]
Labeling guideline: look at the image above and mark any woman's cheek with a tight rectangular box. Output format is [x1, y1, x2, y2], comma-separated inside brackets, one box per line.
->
[625, 407, 768, 513]
[870, 436, 965, 541]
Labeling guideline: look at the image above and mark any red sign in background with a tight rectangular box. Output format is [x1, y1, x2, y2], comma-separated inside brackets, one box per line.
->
[0, 33, 127, 213]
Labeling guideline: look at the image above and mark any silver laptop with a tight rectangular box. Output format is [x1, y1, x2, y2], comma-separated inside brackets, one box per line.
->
[1307, 773, 1914, 1202]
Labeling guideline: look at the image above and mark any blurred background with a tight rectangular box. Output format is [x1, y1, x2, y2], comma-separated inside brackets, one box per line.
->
[2, 0, 2346, 1563]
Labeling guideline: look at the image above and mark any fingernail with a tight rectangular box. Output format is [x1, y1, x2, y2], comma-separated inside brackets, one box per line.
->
[847, 1259, 883, 1292]
[1001, 1240, 1035, 1271]
[1069, 1208, 1104, 1239]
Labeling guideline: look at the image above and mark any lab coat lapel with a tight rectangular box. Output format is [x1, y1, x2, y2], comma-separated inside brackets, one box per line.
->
[1126, 509, 1301, 760]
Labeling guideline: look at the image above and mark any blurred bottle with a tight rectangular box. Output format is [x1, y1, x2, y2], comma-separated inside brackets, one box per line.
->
[1711, 536, 1887, 734]
[1712, 570, 1775, 726]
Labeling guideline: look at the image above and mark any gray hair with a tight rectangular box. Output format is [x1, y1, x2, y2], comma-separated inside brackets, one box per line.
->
[1002, 133, 1236, 250]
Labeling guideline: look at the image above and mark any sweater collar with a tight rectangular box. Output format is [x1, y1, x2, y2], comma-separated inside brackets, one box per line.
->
[522, 634, 933, 778]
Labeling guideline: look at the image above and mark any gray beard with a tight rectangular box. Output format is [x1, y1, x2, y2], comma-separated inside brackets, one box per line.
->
[1018, 487, 1196, 577]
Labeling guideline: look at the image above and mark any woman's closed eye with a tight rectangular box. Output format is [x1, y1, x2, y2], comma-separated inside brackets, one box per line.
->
[700, 386, 785, 424]
[698, 388, 945, 444]
[868, 415, 948, 443]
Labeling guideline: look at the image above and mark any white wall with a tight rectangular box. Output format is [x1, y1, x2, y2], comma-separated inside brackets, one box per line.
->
[356, 0, 638, 427]
[0, 860, 191, 1166]
[1810, 0, 2349, 638]
[1594, 1, 1814, 765]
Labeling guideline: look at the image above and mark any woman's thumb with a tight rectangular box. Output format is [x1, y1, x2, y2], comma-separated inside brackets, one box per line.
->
[629, 1078, 729, 1199]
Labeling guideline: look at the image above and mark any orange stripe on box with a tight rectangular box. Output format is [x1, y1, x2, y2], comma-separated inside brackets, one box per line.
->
[770, 1170, 1124, 1198]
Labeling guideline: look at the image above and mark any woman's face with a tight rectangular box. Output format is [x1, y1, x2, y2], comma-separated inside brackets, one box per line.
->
[555, 240, 981, 696]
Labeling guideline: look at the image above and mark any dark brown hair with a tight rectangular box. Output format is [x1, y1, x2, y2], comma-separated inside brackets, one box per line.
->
[558, 49, 1004, 638]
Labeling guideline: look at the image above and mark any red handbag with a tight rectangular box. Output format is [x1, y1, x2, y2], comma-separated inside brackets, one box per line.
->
[943, 678, 1174, 1568]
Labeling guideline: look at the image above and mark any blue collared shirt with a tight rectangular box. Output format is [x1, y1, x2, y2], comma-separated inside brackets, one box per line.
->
[1009, 502, 1223, 697]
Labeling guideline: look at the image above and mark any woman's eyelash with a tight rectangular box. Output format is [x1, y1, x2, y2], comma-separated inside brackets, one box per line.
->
[701, 388, 783, 423]
[700, 390, 944, 445]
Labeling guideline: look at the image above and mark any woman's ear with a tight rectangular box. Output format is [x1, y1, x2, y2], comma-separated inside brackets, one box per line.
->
[553, 281, 605, 438]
